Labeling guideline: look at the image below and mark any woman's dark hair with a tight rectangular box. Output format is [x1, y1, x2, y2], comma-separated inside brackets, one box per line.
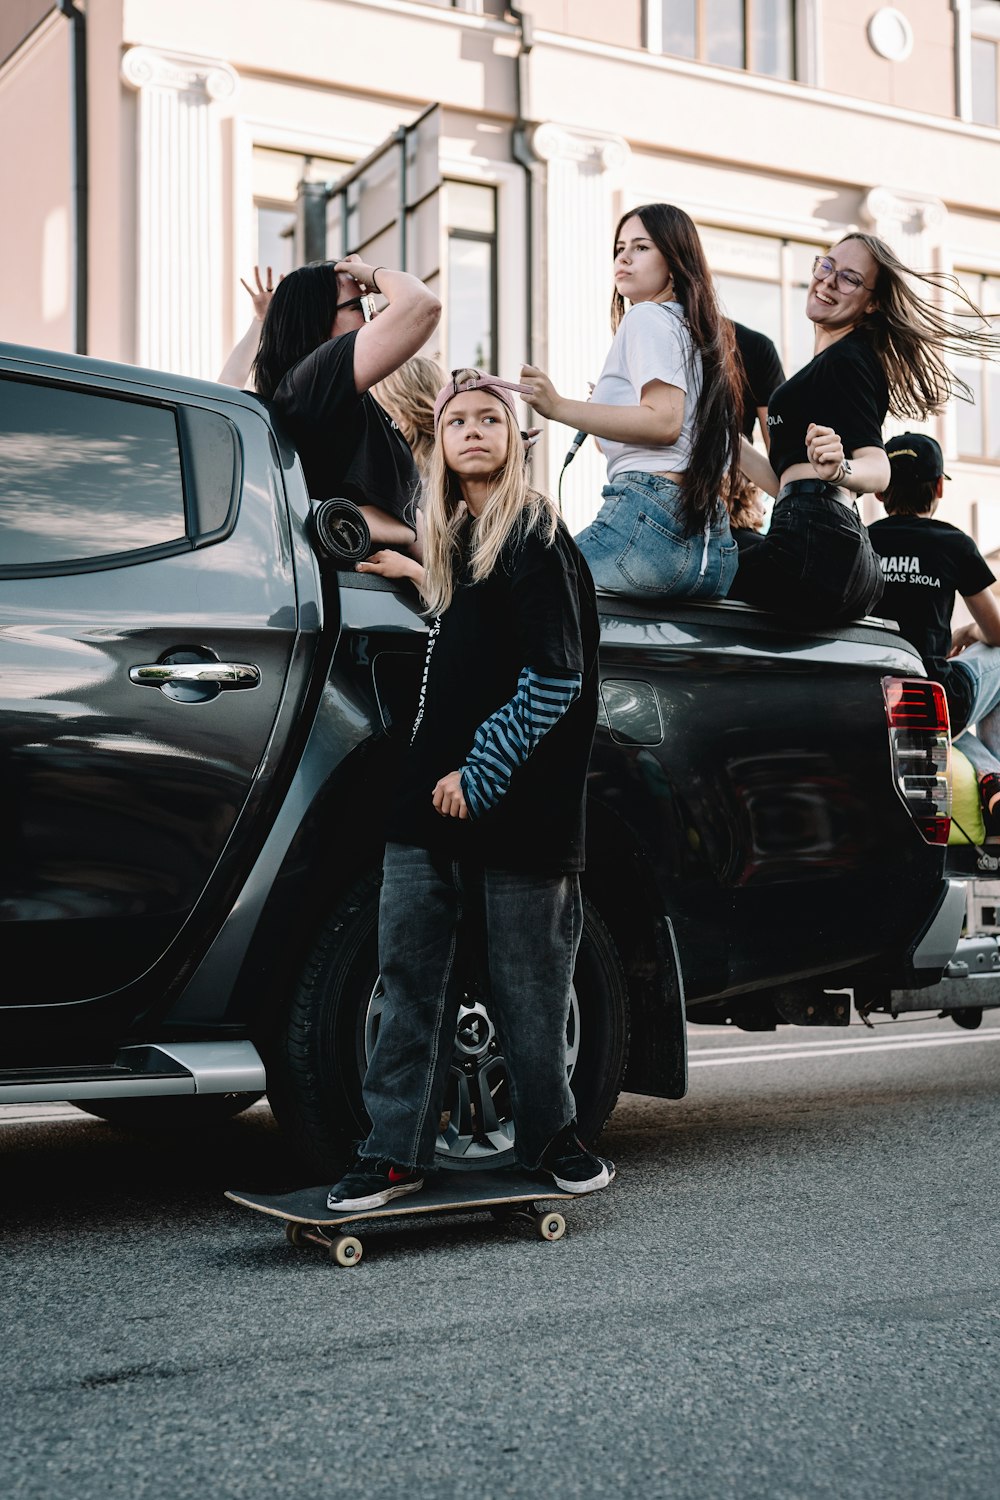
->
[250, 262, 342, 399]
[611, 203, 742, 531]
[881, 475, 939, 517]
[838, 232, 1000, 419]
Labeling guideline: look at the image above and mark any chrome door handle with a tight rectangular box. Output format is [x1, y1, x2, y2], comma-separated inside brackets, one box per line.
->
[129, 663, 261, 689]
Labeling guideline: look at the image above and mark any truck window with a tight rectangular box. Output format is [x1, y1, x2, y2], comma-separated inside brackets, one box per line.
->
[0, 377, 185, 570]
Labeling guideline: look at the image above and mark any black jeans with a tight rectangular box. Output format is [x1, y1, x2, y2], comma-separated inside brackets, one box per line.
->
[360, 843, 582, 1171]
[728, 482, 884, 625]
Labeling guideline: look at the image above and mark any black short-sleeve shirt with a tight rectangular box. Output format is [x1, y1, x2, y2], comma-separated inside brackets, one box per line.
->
[386, 518, 600, 873]
[867, 513, 996, 732]
[766, 329, 888, 481]
[271, 328, 419, 528]
[732, 321, 786, 439]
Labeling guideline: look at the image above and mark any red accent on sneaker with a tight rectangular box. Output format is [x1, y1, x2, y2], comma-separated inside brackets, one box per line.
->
[387, 1167, 413, 1184]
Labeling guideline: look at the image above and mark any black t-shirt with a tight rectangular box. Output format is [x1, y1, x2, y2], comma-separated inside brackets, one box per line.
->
[271, 328, 419, 528]
[387, 518, 600, 873]
[732, 321, 785, 439]
[766, 329, 888, 481]
[867, 513, 995, 732]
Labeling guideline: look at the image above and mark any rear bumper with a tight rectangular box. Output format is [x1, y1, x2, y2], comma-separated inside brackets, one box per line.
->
[908, 879, 967, 979]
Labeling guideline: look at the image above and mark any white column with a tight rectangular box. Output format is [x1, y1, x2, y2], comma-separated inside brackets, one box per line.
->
[121, 47, 238, 378]
[531, 124, 630, 535]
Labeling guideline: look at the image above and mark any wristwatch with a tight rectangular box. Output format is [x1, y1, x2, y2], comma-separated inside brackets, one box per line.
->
[838, 460, 853, 484]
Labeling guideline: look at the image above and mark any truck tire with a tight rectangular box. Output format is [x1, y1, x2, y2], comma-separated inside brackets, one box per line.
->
[267, 869, 629, 1176]
[72, 1094, 263, 1129]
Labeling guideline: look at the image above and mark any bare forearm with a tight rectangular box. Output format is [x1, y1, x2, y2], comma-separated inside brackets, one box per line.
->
[218, 319, 262, 389]
[549, 396, 681, 448]
[370, 267, 440, 343]
[739, 436, 780, 497]
[834, 452, 891, 496]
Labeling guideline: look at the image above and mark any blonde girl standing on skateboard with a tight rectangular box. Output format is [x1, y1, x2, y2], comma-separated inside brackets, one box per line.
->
[325, 369, 613, 1211]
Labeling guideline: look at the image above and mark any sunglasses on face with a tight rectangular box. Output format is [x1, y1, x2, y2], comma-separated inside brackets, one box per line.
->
[335, 293, 376, 322]
[812, 256, 874, 294]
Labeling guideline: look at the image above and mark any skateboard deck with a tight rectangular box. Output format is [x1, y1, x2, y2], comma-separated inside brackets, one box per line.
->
[225, 1166, 612, 1266]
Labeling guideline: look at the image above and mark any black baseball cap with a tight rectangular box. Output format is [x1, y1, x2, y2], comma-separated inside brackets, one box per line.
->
[885, 432, 951, 482]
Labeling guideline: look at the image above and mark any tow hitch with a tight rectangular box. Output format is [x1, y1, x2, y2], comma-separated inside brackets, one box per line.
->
[889, 931, 1000, 1028]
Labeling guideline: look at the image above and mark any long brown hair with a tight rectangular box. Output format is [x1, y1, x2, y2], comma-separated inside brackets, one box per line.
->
[838, 232, 1000, 419]
[611, 204, 742, 531]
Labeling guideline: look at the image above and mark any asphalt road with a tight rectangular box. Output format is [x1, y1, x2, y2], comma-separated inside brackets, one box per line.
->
[3, 1011, 1000, 1500]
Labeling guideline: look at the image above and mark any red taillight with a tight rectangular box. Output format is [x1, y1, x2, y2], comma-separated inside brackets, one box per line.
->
[882, 676, 951, 845]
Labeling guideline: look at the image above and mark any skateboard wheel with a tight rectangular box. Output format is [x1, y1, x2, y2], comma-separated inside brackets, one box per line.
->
[330, 1234, 363, 1266]
[285, 1222, 307, 1247]
[536, 1212, 566, 1242]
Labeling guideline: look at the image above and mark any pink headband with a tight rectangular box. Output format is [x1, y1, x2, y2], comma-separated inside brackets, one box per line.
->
[433, 370, 532, 430]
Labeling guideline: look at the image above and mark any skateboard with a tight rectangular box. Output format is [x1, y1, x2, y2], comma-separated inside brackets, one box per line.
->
[225, 1166, 612, 1267]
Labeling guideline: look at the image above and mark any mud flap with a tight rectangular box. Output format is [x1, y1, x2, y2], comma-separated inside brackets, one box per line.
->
[622, 914, 688, 1099]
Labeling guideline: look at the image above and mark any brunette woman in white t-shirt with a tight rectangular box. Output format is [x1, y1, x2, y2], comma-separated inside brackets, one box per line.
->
[521, 203, 743, 597]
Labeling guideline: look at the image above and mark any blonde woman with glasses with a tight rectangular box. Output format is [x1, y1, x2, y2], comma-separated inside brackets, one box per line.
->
[733, 234, 1000, 624]
[327, 369, 614, 1212]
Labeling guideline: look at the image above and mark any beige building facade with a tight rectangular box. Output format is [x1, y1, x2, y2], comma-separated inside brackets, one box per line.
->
[3, 0, 1000, 538]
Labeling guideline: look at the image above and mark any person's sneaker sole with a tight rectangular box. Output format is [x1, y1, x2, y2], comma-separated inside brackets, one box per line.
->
[547, 1159, 615, 1194]
[326, 1177, 424, 1212]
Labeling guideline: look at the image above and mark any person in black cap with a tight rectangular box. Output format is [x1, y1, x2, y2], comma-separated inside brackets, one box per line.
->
[868, 431, 1000, 830]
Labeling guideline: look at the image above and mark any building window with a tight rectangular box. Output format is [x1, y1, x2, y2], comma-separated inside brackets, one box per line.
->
[417, 1, 507, 12]
[646, 0, 796, 79]
[446, 182, 497, 372]
[953, 272, 1000, 460]
[971, 2, 1000, 125]
[698, 227, 824, 378]
[252, 147, 350, 273]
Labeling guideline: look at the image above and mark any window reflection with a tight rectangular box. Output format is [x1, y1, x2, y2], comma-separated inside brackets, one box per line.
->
[0, 381, 185, 568]
[707, 0, 745, 68]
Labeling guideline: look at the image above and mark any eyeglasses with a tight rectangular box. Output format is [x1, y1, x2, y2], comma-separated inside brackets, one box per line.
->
[335, 293, 375, 323]
[812, 256, 874, 294]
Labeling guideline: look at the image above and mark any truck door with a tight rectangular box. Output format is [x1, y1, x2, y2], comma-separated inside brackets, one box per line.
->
[0, 366, 311, 1010]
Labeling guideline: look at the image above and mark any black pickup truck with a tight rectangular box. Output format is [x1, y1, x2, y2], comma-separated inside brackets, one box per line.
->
[0, 344, 973, 1171]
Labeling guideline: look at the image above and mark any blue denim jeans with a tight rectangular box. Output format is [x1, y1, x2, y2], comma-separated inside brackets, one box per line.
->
[952, 643, 1000, 776]
[360, 843, 582, 1171]
[575, 472, 737, 599]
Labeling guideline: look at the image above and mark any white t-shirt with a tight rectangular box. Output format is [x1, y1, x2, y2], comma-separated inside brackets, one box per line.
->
[590, 300, 702, 482]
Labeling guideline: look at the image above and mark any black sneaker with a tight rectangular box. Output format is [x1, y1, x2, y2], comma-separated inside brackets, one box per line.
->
[537, 1124, 614, 1195]
[326, 1160, 424, 1212]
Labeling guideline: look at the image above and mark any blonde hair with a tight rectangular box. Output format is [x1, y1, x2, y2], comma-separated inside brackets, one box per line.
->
[421, 376, 558, 615]
[838, 233, 1000, 419]
[372, 356, 444, 478]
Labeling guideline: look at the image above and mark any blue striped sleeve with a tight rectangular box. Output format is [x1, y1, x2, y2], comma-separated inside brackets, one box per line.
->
[460, 666, 582, 819]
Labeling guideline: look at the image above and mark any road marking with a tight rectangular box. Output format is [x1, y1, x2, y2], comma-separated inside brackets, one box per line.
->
[688, 1030, 1000, 1067]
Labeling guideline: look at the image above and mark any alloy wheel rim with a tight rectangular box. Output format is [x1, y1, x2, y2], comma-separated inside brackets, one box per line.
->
[362, 978, 580, 1164]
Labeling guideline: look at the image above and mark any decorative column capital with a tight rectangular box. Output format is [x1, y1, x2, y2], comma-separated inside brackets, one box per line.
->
[121, 46, 238, 101]
[861, 186, 948, 244]
[530, 123, 629, 173]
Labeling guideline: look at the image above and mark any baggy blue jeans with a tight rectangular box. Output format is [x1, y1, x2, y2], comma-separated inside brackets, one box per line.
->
[360, 842, 582, 1171]
[952, 642, 1000, 777]
[575, 472, 737, 599]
